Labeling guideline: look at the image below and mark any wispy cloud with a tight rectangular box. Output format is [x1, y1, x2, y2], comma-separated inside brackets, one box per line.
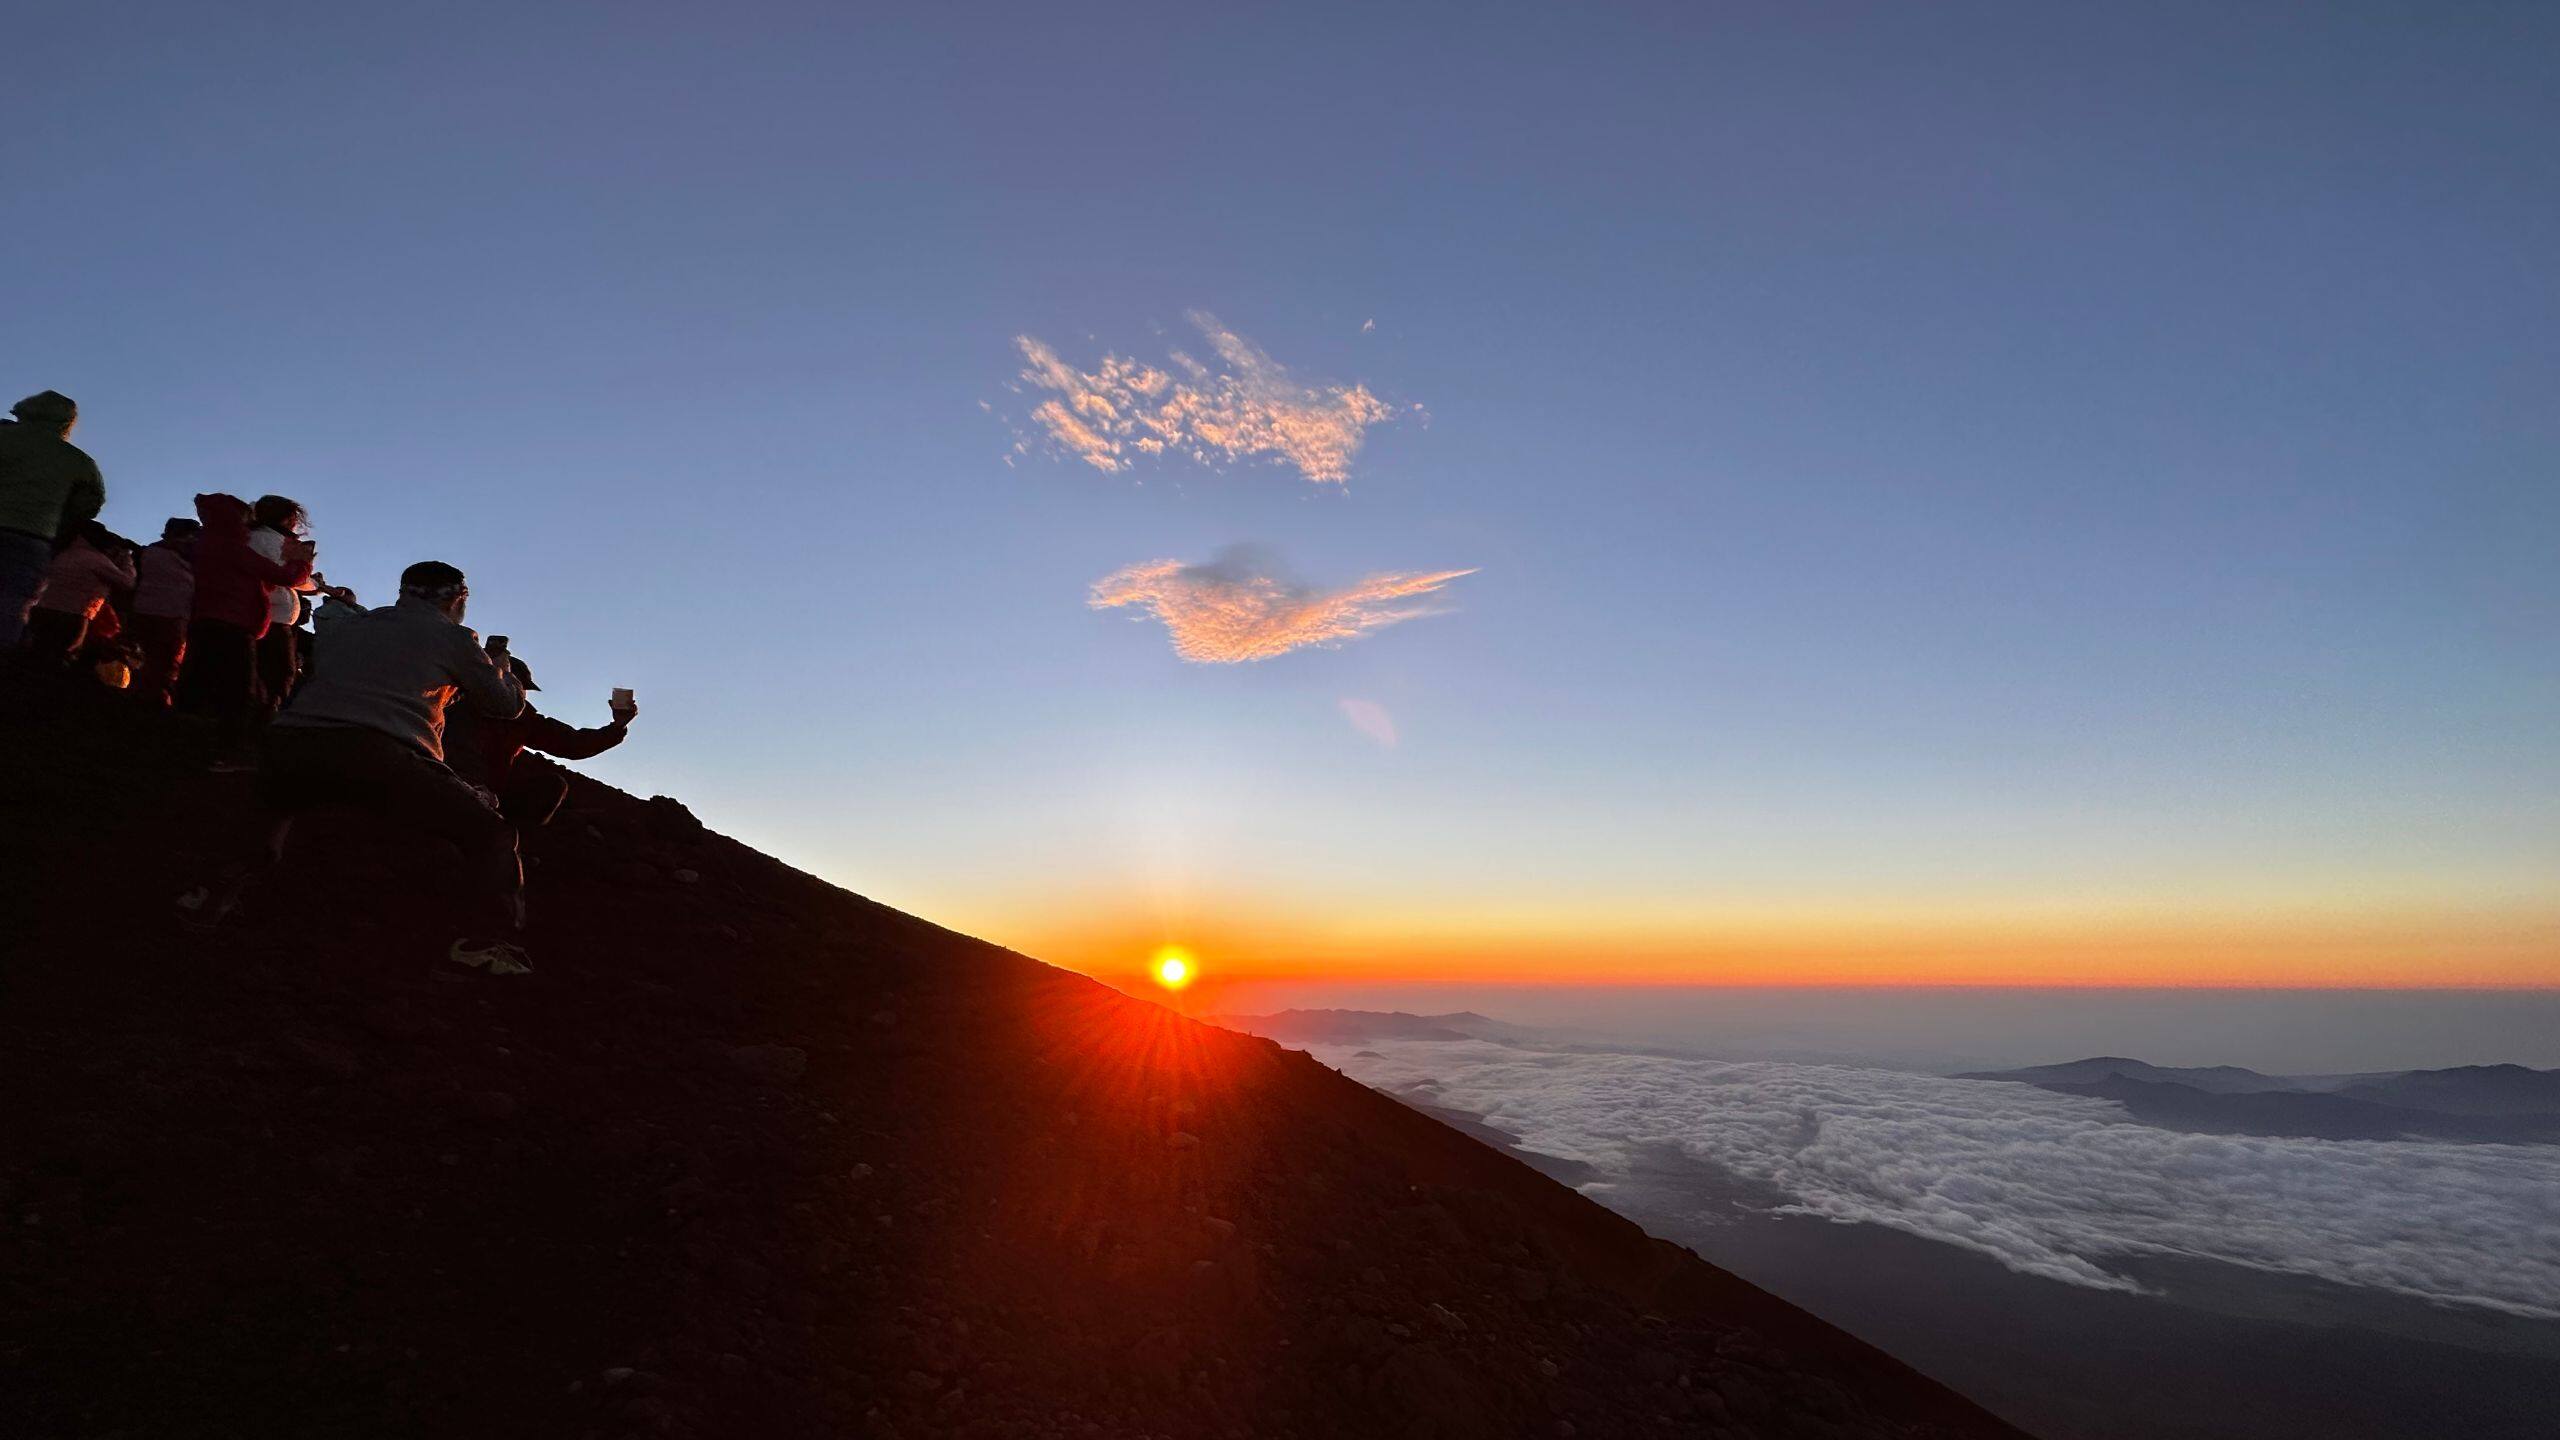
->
[1090, 546, 1475, 663]
[1312, 1041, 2560, 1319]
[1340, 698, 1399, 747]
[1013, 312, 1398, 484]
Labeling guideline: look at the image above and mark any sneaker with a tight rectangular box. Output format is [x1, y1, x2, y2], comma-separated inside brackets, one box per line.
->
[447, 938, 534, 976]
[176, 885, 229, 933]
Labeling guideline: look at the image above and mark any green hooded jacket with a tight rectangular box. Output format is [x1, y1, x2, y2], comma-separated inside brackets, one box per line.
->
[0, 392, 106, 541]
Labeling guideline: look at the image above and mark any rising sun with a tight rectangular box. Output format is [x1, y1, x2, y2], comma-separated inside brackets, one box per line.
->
[1151, 947, 1196, 990]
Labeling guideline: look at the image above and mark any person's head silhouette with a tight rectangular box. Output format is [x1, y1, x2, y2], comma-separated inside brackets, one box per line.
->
[10, 391, 77, 437]
[400, 561, 470, 622]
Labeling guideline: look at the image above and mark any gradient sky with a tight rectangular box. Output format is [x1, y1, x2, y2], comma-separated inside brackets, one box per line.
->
[11, 2, 2555, 992]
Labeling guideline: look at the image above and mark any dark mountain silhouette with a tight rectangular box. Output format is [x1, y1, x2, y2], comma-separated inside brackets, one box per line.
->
[2336, 1064, 2560, 1117]
[0, 678, 2027, 1440]
[1209, 1009, 1521, 1044]
[1963, 1058, 2560, 1144]
[1955, 1057, 2301, 1094]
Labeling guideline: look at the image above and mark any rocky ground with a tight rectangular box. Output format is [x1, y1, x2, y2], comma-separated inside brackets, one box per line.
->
[0, 674, 2029, 1440]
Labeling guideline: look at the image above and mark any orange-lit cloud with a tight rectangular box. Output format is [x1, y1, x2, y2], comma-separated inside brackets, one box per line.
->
[1013, 312, 1397, 483]
[1090, 546, 1475, 663]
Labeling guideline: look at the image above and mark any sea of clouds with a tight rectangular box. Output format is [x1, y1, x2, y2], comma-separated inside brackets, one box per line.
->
[1305, 1040, 2560, 1318]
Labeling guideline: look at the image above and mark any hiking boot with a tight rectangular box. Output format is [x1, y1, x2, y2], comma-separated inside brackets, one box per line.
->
[447, 938, 534, 976]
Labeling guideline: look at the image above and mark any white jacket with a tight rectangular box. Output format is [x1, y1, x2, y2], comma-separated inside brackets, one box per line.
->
[249, 527, 317, 625]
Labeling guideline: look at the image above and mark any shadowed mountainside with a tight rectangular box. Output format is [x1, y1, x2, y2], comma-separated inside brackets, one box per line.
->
[0, 677, 2028, 1440]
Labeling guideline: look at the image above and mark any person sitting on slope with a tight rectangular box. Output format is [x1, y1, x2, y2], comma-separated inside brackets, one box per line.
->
[246, 495, 320, 710]
[21, 522, 136, 668]
[180, 560, 535, 976]
[130, 517, 202, 707]
[177, 492, 313, 767]
[443, 642, 640, 830]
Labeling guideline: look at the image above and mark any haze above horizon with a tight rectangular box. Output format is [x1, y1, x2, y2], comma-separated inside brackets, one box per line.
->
[11, 2, 2554, 994]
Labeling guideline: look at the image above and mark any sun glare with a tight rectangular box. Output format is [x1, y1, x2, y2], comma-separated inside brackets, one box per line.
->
[1152, 947, 1195, 990]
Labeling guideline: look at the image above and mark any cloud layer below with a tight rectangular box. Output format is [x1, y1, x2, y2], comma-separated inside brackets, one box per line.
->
[1015, 312, 1398, 483]
[1307, 1040, 2560, 1318]
[1091, 546, 1474, 663]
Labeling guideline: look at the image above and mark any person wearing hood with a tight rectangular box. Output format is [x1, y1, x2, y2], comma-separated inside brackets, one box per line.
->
[0, 391, 106, 650]
[130, 517, 201, 706]
[22, 522, 137, 667]
[182, 560, 535, 976]
[445, 645, 640, 829]
[177, 492, 313, 763]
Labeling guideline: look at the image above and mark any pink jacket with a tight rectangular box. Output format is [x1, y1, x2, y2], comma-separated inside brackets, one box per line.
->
[132, 541, 194, 619]
[36, 539, 136, 619]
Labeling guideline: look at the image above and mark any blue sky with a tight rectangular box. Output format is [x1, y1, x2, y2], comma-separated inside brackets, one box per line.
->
[11, 1, 2556, 985]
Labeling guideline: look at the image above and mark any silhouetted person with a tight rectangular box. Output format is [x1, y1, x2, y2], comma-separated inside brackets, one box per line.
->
[181, 562, 533, 975]
[305, 579, 364, 674]
[178, 493, 312, 766]
[22, 522, 136, 667]
[0, 391, 104, 650]
[131, 517, 201, 707]
[248, 495, 318, 709]
[445, 646, 640, 829]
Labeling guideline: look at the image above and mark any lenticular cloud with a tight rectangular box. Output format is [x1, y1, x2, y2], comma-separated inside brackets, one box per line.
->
[1308, 1040, 2560, 1318]
[1090, 546, 1474, 663]
[1013, 312, 1398, 483]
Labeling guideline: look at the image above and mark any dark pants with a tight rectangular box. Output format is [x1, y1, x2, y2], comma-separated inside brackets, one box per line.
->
[194, 724, 524, 941]
[256, 724, 522, 933]
[20, 606, 89, 667]
[256, 622, 301, 712]
[177, 619, 263, 755]
[0, 529, 49, 649]
[131, 613, 188, 706]
[500, 756, 573, 829]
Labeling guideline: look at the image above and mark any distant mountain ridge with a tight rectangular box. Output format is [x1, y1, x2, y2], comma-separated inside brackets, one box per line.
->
[1955, 1056, 2305, 1095]
[1961, 1057, 2560, 1144]
[2336, 1064, 2560, 1116]
[1207, 1009, 1529, 1044]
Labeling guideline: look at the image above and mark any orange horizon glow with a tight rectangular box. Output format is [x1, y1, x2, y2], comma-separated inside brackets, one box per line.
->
[958, 897, 2560, 999]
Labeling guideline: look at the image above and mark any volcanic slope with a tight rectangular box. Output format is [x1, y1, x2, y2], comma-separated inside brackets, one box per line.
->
[0, 679, 2029, 1440]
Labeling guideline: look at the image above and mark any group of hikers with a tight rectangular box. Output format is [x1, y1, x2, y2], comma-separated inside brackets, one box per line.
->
[2, 390, 639, 976]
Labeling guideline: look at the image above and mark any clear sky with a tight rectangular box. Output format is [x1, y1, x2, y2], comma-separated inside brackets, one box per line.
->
[11, 2, 2555, 993]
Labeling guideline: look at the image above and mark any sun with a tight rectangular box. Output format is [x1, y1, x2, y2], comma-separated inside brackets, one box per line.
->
[1151, 946, 1196, 990]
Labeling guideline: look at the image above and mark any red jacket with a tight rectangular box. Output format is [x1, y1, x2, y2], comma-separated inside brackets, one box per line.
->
[188, 493, 309, 636]
[445, 704, 630, 790]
